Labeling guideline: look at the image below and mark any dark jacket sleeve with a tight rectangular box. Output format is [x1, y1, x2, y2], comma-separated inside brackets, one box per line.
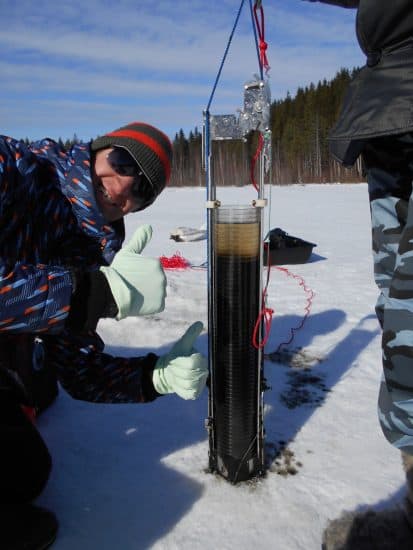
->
[67, 270, 118, 331]
[43, 329, 162, 403]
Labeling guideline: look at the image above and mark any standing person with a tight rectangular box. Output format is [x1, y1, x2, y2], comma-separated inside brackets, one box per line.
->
[304, 1, 413, 547]
[0, 122, 208, 549]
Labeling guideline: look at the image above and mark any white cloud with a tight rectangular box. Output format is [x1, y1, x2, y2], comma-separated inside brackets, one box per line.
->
[0, 0, 365, 140]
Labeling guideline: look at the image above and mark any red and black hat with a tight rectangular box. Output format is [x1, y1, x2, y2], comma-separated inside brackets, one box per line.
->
[91, 122, 173, 195]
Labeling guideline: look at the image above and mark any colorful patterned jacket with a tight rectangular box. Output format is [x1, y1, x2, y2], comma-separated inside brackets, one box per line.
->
[0, 135, 159, 406]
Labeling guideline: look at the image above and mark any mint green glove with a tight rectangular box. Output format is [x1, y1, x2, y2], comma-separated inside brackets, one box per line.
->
[153, 321, 208, 400]
[100, 225, 166, 320]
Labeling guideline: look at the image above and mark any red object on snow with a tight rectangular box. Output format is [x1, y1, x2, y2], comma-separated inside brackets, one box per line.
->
[160, 253, 191, 269]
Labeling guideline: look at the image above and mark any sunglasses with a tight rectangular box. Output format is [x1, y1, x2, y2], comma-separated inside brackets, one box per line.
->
[106, 147, 157, 212]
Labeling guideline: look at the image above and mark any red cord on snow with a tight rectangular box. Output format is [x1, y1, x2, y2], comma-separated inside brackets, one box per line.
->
[252, 246, 315, 350]
[160, 252, 191, 269]
[274, 266, 315, 352]
[159, 253, 314, 353]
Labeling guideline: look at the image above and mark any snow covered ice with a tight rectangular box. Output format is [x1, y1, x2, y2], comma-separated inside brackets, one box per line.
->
[36, 184, 406, 549]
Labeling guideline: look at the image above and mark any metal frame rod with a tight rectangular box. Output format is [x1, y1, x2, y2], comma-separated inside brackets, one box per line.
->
[203, 0, 270, 480]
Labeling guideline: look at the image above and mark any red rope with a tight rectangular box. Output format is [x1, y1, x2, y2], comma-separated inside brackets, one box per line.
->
[160, 250, 314, 353]
[252, 250, 315, 351]
[274, 266, 315, 352]
[252, 242, 274, 349]
[253, 2, 270, 75]
[250, 132, 264, 191]
[252, 301, 274, 350]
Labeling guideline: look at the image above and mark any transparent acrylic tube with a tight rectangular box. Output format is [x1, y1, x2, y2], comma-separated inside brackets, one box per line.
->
[209, 205, 263, 482]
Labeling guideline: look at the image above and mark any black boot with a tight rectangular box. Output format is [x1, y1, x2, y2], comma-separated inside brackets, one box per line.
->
[2, 504, 58, 550]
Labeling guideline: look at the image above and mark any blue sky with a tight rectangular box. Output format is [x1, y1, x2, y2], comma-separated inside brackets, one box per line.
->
[0, 0, 364, 142]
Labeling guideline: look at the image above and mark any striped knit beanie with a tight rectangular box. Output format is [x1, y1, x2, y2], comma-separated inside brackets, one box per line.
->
[91, 122, 173, 195]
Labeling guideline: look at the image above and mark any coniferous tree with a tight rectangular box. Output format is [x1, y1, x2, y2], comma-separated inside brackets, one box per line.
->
[22, 68, 363, 186]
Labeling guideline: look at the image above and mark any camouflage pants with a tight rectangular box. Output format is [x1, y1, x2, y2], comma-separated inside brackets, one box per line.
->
[363, 133, 413, 454]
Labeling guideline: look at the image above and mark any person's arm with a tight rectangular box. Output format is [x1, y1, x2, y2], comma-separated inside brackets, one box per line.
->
[44, 322, 208, 404]
[43, 329, 161, 403]
[0, 262, 75, 334]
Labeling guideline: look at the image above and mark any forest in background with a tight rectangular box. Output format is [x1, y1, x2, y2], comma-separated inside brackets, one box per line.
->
[171, 67, 364, 186]
[32, 67, 364, 187]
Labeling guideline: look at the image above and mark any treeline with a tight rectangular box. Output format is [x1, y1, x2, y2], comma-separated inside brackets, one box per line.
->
[21, 134, 85, 151]
[170, 67, 364, 186]
[22, 68, 364, 186]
